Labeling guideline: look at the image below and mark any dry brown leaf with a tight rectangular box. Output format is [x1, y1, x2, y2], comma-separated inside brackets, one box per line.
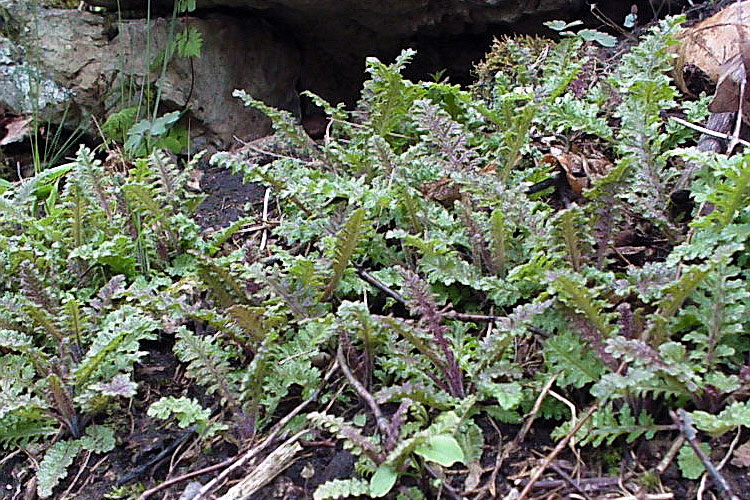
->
[420, 177, 462, 206]
[420, 165, 496, 206]
[0, 116, 31, 146]
[731, 440, 750, 468]
[676, 1, 750, 84]
[709, 53, 750, 114]
[541, 150, 612, 195]
[187, 168, 203, 192]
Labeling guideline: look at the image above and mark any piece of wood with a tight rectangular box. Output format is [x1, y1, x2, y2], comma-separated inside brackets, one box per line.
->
[217, 434, 304, 500]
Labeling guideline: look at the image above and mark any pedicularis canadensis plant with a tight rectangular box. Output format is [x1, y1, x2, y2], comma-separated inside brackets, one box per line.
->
[1, 14, 748, 499]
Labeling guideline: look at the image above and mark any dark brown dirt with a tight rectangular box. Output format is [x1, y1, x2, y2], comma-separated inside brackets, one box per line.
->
[195, 163, 266, 230]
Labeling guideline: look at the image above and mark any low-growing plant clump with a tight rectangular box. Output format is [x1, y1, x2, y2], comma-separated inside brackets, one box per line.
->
[1, 13, 749, 500]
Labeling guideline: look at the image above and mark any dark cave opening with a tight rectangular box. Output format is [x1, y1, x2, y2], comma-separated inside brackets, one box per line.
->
[291, 0, 692, 115]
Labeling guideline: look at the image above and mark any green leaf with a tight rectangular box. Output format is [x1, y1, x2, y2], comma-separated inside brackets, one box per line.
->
[322, 208, 367, 300]
[313, 478, 370, 500]
[102, 106, 138, 143]
[175, 0, 196, 13]
[80, 425, 116, 453]
[149, 111, 182, 136]
[370, 464, 398, 497]
[414, 434, 465, 466]
[477, 381, 523, 410]
[37, 440, 83, 498]
[677, 443, 709, 480]
[148, 396, 211, 429]
[577, 29, 618, 47]
[690, 402, 750, 437]
[545, 20, 583, 31]
[544, 332, 606, 388]
[553, 274, 614, 338]
[174, 27, 203, 58]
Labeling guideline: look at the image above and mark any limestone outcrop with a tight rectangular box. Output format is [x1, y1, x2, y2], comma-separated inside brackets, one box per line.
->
[0, 1, 301, 148]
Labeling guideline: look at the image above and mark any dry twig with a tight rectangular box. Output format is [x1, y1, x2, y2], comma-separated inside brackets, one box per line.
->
[669, 115, 749, 148]
[547, 460, 593, 500]
[697, 427, 742, 500]
[217, 431, 305, 500]
[516, 402, 599, 500]
[139, 360, 338, 500]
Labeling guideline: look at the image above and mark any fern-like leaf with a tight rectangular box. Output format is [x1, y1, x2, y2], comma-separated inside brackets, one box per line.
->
[544, 331, 606, 388]
[322, 208, 366, 300]
[73, 146, 113, 220]
[61, 181, 87, 248]
[173, 327, 241, 412]
[205, 216, 256, 256]
[192, 251, 251, 307]
[555, 403, 665, 448]
[313, 478, 370, 500]
[0, 410, 57, 450]
[37, 439, 82, 498]
[553, 274, 614, 338]
[647, 264, 709, 345]
[72, 306, 158, 388]
[553, 207, 584, 271]
[489, 208, 507, 276]
[361, 49, 419, 139]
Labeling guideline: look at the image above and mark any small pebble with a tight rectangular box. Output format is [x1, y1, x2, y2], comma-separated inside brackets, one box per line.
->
[179, 481, 203, 500]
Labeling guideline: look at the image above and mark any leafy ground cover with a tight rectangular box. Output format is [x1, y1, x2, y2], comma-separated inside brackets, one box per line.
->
[1, 4, 750, 500]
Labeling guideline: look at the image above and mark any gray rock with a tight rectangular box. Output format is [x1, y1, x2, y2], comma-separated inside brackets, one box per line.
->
[178, 481, 203, 500]
[82, 0, 588, 102]
[108, 15, 301, 147]
[0, 1, 301, 148]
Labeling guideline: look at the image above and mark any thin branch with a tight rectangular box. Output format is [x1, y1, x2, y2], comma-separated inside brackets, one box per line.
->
[136, 456, 236, 500]
[516, 402, 599, 500]
[144, 360, 338, 500]
[523, 476, 621, 491]
[336, 341, 392, 445]
[655, 436, 685, 475]
[356, 267, 503, 323]
[609, 494, 673, 500]
[697, 427, 742, 500]
[472, 373, 559, 499]
[425, 464, 465, 500]
[356, 267, 405, 304]
[118, 426, 197, 486]
[62, 450, 91, 499]
[548, 460, 594, 500]
[669, 410, 741, 500]
[669, 116, 750, 148]
[517, 374, 558, 447]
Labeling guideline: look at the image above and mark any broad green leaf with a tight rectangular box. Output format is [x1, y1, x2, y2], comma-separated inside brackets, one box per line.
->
[414, 434, 465, 466]
[578, 29, 618, 47]
[677, 443, 709, 480]
[370, 464, 397, 497]
[545, 20, 583, 31]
